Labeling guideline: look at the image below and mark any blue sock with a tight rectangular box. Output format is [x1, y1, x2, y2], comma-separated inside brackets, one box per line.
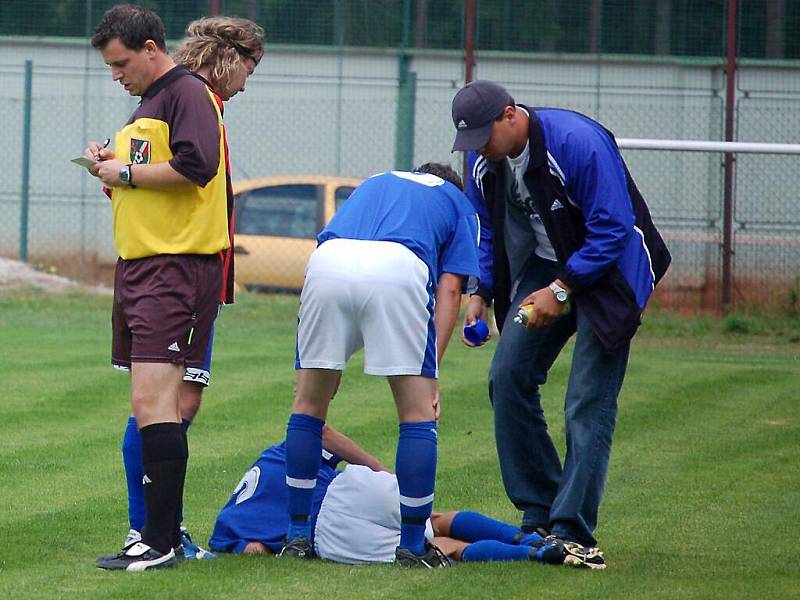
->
[519, 531, 546, 546]
[450, 511, 522, 545]
[121, 416, 146, 532]
[285, 413, 324, 541]
[396, 421, 437, 556]
[461, 540, 533, 562]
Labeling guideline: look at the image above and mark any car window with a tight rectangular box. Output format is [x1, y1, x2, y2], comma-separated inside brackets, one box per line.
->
[334, 186, 356, 212]
[236, 184, 320, 238]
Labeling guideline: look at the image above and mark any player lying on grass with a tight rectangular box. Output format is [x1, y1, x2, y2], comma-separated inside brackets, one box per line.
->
[209, 426, 602, 568]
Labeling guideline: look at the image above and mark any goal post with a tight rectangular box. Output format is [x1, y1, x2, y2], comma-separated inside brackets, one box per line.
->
[616, 138, 800, 312]
[618, 139, 800, 156]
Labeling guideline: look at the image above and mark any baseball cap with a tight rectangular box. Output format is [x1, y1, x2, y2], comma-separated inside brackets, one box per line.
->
[451, 80, 513, 152]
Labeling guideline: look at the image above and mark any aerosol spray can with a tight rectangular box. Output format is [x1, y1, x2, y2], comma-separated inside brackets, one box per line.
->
[513, 301, 570, 327]
[513, 303, 536, 327]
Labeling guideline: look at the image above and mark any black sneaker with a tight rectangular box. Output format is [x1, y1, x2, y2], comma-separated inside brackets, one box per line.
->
[96, 541, 178, 572]
[562, 542, 606, 570]
[395, 543, 452, 568]
[278, 536, 315, 559]
[519, 525, 551, 539]
[97, 528, 142, 562]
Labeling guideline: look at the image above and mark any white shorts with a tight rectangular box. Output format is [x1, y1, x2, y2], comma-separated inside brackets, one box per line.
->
[313, 464, 433, 564]
[296, 239, 438, 378]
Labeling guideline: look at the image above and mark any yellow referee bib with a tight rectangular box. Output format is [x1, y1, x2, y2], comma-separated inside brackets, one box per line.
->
[111, 88, 229, 260]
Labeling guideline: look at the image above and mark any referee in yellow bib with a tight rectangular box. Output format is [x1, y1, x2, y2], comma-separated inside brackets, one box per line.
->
[84, 4, 228, 572]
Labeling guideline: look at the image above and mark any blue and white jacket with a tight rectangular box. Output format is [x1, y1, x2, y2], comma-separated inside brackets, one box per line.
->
[465, 107, 671, 351]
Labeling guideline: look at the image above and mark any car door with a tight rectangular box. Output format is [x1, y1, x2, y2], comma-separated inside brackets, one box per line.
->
[233, 183, 323, 290]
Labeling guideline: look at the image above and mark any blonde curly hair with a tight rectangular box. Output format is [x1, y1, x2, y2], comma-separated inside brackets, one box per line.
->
[173, 16, 264, 94]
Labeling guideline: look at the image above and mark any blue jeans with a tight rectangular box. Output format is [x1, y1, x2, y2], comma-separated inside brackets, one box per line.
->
[488, 256, 630, 547]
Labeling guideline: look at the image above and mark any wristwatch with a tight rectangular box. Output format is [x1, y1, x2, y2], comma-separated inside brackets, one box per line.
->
[548, 281, 570, 304]
[119, 164, 134, 187]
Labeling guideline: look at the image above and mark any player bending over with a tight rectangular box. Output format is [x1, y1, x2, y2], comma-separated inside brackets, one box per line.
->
[281, 164, 480, 567]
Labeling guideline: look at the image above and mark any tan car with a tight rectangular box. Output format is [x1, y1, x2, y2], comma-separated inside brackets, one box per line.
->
[232, 175, 362, 291]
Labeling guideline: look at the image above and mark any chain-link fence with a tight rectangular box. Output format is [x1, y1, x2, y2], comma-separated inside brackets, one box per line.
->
[1, 1, 799, 313]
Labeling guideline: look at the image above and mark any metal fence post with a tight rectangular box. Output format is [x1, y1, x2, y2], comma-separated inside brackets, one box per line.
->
[722, 0, 738, 313]
[461, 0, 476, 179]
[20, 59, 32, 263]
[394, 0, 415, 171]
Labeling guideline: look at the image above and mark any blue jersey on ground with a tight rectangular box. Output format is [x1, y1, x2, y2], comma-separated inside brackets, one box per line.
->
[318, 171, 480, 287]
[209, 443, 340, 554]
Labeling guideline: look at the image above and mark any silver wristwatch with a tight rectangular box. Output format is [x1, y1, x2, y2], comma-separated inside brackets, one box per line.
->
[119, 164, 133, 186]
[548, 281, 570, 304]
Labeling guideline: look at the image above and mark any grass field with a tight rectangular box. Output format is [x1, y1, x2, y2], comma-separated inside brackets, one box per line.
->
[0, 288, 798, 599]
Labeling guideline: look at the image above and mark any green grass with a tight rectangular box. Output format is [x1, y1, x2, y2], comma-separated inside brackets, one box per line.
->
[0, 289, 798, 599]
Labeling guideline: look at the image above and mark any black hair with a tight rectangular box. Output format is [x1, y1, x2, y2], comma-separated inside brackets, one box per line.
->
[494, 96, 516, 121]
[414, 162, 464, 191]
[91, 4, 167, 51]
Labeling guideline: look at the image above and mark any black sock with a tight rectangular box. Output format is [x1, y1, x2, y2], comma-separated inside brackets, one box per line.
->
[139, 422, 188, 555]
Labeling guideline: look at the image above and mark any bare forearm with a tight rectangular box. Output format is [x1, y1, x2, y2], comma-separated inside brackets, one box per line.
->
[434, 273, 464, 365]
[321, 425, 387, 472]
[130, 161, 195, 189]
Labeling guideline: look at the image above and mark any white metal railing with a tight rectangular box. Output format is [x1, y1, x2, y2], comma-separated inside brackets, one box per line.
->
[617, 138, 800, 155]
[616, 137, 800, 311]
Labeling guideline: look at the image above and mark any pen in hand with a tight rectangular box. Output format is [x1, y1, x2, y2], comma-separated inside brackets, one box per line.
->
[95, 138, 110, 161]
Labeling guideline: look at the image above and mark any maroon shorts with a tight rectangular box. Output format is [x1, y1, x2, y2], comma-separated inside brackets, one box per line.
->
[112, 254, 222, 369]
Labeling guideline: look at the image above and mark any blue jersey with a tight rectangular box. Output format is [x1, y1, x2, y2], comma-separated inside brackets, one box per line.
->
[209, 443, 340, 554]
[318, 171, 480, 287]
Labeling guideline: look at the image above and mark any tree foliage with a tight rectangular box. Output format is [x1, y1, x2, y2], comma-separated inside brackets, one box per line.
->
[0, 0, 796, 59]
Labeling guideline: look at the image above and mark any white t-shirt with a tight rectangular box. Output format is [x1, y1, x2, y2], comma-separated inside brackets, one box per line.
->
[506, 108, 557, 262]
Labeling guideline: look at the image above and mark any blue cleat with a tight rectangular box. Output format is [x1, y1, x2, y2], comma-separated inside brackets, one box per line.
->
[180, 526, 217, 560]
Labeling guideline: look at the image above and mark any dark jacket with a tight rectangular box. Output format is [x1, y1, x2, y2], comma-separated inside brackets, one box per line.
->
[464, 107, 671, 351]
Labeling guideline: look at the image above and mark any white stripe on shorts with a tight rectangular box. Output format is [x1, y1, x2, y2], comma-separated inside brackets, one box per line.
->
[286, 476, 317, 489]
[399, 492, 435, 508]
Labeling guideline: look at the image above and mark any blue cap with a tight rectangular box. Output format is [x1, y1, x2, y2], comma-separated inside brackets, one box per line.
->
[451, 80, 513, 152]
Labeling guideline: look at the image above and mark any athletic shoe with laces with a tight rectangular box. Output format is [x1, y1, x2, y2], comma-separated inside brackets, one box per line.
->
[517, 531, 546, 547]
[394, 543, 452, 568]
[278, 536, 315, 559]
[123, 528, 142, 548]
[542, 535, 606, 570]
[180, 526, 216, 560]
[562, 542, 606, 570]
[525, 537, 568, 565]
[97, 528, 142, 562]
[519, 526, 551, 539]
[95, 541, 177, 571]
